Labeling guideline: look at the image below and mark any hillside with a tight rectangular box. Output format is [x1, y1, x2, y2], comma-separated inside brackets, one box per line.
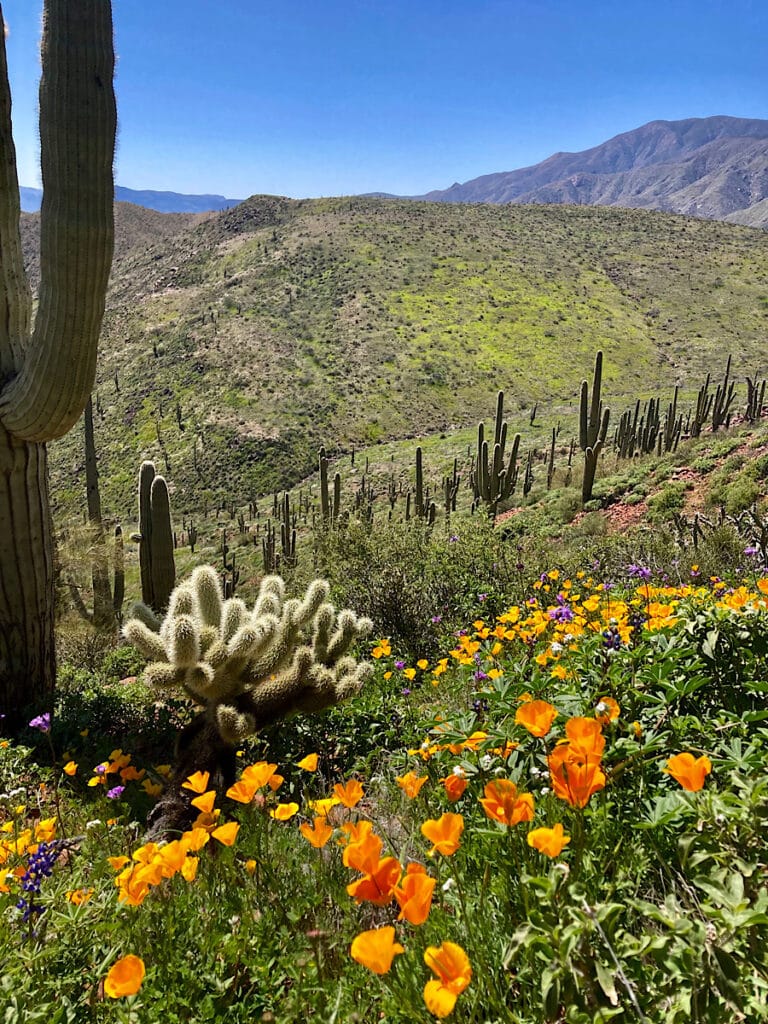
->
[22, 196, 768, 517]
[413, 117, 768, 227]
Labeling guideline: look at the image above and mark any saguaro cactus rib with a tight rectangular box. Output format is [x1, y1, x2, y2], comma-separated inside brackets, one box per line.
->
[0, 2, 116, 441]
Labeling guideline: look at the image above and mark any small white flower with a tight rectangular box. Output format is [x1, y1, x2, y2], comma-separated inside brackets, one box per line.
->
[595, 701, 609, 714]
[479, 754, 493, 771]
[550, 641, 563, 655]
[540, 787, 551, 795]
[562, 633, 576, 645]
[86, 819, 103, 830]
[442, 877, 455, 892]
[452, 765, 465, 777]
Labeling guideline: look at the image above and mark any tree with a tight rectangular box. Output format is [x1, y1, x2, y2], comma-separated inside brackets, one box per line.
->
[0, 1, 116, 733]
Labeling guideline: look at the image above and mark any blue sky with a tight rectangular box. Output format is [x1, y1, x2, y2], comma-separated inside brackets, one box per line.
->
[3, 0, 767, 199]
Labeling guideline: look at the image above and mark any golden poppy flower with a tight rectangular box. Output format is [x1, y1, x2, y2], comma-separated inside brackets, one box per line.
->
[396, 771, 428, 799]
[182, 771, 210, 794]
[244, 859, 257, 875]
[241, 761, 278, 790]
[350, 926, 404, 975]
[527, 823, 571, 857]
[63, 761, 77, 776]
[211, 821, 240, 846]
[181, 856, 198, 882]
[423, 942, 472, 1018]
[309, 795, 342, 816]
[334, 778, 364, 808]
[595, 697, 620, 723]
[343, 829, 383, 875]
[181, 827, 210, 852]
[347, 856, 402, 906]
[108, 855, 130, 871]
[395, 863, 435, 925]
[65, 887, 94, 905]
[479, 779, 535, 826]
[299, 816, 333, 848]
[226, 778, 259, 804]
[297, 753, 319, 771]
[663, 752, 712, 791]
[515, 699, 558, 737]
[104, 955, 145, 998]
[190, 790, 216, 814]
[548, 743, 606, 808]
[269, 802, 299, 821]
[442, 772, 468, 802]
[421, 813, 464, 857]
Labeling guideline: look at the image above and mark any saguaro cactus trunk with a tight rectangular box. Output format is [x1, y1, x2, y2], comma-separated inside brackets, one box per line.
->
[0, 2, 116, 732]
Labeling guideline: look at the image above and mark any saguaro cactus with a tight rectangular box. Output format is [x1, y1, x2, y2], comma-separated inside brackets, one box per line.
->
[0, 2, 116, 731]
[137, 462, 176, 614]
[579, 351, 610, 503]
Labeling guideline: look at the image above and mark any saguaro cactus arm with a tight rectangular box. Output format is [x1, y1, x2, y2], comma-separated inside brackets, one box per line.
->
[0, 1, 116, 442]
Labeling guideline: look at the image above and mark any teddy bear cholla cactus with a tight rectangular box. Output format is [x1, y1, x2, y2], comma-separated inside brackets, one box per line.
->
[124, 566, 374, 743]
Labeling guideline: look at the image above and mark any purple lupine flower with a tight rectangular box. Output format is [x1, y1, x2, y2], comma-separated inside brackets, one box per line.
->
[16, 840, 62, 923]
[548, 605, 574, 623]
[401, 688, 411, 697]
[628, 564, 652, 582]
[478, 593, 488, 602]
[744, 545, 759, 557]
[107, 785, 125, 800]
[431, 615, 443, 624]
[474, 670, 489, 682]
[29, 712, 51, 733]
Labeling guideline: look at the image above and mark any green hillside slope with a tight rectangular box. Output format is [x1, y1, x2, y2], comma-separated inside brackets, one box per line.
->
[40, 196, 768, 517]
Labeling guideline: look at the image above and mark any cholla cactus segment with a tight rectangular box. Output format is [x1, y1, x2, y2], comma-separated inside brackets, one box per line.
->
[123, 568, 373, 742]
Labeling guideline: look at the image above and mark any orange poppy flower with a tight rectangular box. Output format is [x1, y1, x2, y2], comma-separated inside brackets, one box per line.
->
[423, 942, 472, 1018]
[63, 761, 77, 776]
[395, 863, 436, 925]
[211, 821, 240, 846]
[396, 771, 428, 799]
[241, 761, 278, 790]
[421, 813, 464, 857]
[663, 752, 712, 792]
[527, 823, 571, 857]
[479, 779, 535, 826]
[350, 926, 404, 975]
[297, 753, 319, 771]
[190, 790, 216, 814]
[343, 829, 383, 875]
[269, 802, 299, 821]
[442, 772, 468, 802]
[563, 717, 605, 760]
[182, 771, 210, 794]
[104, 955, 146, 998]
[347, 856, 402, 906]
[299, 816, 333, 848]
[547, 743, 606, 808]
[334, 779, 364, 808]
[595, 697, 620, 723]
[226, 778, 259, 804]
[181, 856, 198, 882]
[515, 699, 558, 738]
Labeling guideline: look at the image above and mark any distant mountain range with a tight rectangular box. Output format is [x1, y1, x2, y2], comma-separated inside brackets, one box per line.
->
[19, 185, 242, 215]
[407, 116, 768, 227]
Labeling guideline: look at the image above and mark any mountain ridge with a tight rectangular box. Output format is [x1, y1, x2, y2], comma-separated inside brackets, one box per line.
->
[408, 116, 768, 226]
[19, 185, 243, 215]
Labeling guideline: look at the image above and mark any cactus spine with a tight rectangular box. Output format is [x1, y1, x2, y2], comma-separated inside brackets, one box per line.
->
[0, 1, 116, 729]
[579, 351, 610, 503]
